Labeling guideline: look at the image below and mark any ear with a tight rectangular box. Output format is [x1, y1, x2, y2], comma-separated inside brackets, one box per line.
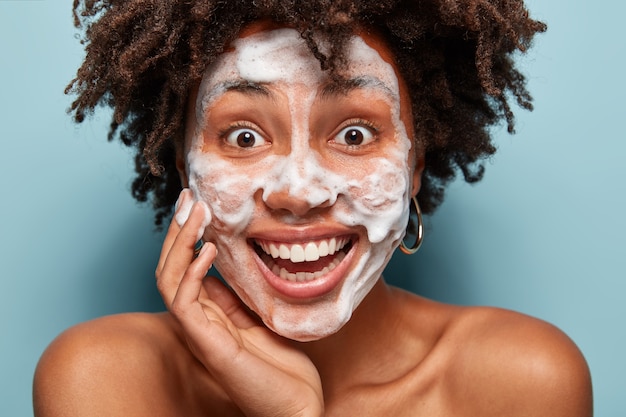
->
[176, 149, 189, 188]
[411, 152, 425, 198]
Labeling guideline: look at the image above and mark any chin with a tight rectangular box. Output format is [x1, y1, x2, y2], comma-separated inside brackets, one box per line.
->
[268, 302, 354, 342]
[215, 233, 394, 342]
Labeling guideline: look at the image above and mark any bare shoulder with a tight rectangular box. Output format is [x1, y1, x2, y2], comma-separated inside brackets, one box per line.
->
[33, 312, 210, 417]
[442, 306, 593, 417]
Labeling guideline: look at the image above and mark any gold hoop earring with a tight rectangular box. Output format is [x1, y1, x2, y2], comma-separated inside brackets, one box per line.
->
[400, 197, 424, 255]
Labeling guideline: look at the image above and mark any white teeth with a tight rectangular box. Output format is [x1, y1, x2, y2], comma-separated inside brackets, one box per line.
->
[256, 238, 351, 283]
[269, 243, 280, 258]
[258, 237, 350, 264]
[304, 242, 319, 262]
[318, 240, 329, 257]
[279, 244, 290, 260]
[263, 251, 347, 282]
[290, 245, 305, 263]
[328, 238, 337, 255]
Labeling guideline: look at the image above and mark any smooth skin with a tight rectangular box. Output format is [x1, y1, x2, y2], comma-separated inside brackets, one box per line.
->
[33, 23, 592, 417]
[33, 202, 592, 416]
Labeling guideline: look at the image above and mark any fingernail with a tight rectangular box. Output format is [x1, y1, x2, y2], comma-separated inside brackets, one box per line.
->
[194, 202, 212, 242]
[199, 242, 215, 273]
[174, 190, 194, 227]
[199, 241, 210, 256]
[174, 188, 189, 212]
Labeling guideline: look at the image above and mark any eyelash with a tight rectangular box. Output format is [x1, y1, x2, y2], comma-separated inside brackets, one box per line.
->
[333, 118, 380, 145]
[217, 121, 260, 139]
[341, 118, 379, 134]
[216, 118, 380, 147]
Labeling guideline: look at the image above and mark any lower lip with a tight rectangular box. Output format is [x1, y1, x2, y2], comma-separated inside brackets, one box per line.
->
[252, 243, 356, 299]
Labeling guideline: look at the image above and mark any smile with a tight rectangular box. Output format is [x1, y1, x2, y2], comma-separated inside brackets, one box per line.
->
[252, 237, 354, 283]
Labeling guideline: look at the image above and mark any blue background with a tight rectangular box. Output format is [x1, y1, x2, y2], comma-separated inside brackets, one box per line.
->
[1, 1, 624, 415]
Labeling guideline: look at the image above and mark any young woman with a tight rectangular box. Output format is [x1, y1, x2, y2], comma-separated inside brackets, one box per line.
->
[34, 1, 592, 416]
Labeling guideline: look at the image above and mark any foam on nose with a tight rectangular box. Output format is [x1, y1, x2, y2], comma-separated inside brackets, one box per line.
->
[260, 150, 341, 209]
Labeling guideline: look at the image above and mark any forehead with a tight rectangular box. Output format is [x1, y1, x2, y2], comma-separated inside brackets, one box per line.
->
[196, 26, 402, 111]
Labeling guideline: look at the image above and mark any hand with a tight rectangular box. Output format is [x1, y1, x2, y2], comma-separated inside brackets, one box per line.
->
[156, 190, 324, 417]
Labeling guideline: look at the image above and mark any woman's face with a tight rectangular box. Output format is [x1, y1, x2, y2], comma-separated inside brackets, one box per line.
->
[178, 23, 422, 341]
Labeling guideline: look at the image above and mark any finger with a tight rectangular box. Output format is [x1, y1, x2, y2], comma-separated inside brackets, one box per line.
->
[156, 189, 192, 275]
[170, 241, 218, 314]
[155, 217, 182, 278]
[203, 278, 259, 329]
[173, 188, 195, 227]
[157, 201, 210, 306]
[169, 242, 245, 350]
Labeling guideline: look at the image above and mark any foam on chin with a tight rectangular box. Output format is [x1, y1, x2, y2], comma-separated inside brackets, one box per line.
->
[180, 28, 412, 341]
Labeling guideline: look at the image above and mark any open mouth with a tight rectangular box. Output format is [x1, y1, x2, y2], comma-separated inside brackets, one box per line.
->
[252, 236, 355, 283]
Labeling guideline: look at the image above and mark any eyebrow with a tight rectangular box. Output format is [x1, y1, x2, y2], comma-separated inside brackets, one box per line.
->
[319, 76, 396, 100]
[196, 79, 274, 124]
[217, 79, 273, 97]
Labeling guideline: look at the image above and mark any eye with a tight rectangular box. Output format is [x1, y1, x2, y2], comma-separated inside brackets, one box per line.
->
[224, 128, 268, 148]
[333, 125, 375, 146]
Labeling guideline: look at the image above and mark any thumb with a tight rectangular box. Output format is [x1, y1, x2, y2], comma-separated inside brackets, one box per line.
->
[203, 277, 260, 329]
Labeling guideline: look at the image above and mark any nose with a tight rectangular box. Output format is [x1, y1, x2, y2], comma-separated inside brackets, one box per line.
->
[261, 156, 336, 216]
[263, 187, 333, 217]
[260, 136, 338, 216]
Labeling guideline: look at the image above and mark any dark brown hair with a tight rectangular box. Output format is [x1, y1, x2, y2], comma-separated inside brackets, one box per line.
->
[67, 0, 546, 226]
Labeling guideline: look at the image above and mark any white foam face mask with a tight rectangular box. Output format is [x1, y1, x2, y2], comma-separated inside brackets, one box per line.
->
[178, 28, 414, 341]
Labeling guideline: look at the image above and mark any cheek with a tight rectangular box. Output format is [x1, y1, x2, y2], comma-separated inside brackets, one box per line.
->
[333, 157, 410, 243]
[187, 156, 259, 234]
[349, 168, 407, 211]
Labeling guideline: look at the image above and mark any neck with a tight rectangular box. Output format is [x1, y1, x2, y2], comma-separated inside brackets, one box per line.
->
[291, 279, 409, 392]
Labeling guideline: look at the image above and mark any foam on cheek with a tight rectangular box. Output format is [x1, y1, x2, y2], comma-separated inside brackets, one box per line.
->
[339, 158, 409, 242]
[187, 154, 264, 233]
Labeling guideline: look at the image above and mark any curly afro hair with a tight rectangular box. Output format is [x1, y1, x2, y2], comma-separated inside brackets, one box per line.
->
[67, 0, 546, 226]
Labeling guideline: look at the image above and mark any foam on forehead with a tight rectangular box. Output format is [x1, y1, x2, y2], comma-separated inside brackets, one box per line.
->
[196, 28, 321, 125]
[196, 28, 403, 122]
[235, 28, 322, 84]
[344, 37, 400, 104]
